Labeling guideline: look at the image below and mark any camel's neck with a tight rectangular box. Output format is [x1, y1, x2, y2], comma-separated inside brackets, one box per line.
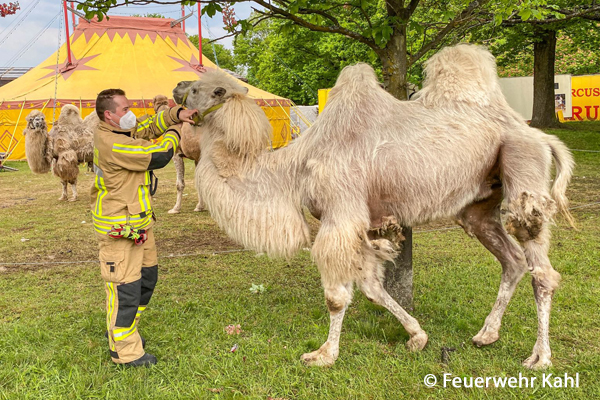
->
[25, 129, 52, 174]
[196, 123, 309, 258]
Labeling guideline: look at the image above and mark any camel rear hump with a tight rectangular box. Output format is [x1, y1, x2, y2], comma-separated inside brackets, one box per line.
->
[419, 44, 506, 108]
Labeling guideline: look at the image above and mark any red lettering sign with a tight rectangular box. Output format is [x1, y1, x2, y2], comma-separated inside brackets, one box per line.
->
[585, 105, 599, 120]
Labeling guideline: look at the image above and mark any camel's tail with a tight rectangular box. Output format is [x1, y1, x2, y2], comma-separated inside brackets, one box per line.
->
[545, 134, 575, 228]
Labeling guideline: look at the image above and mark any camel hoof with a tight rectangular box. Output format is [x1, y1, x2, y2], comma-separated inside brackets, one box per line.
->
[167, 209, 180, 214]
[522, 353, 552, 370]
[406, 331, 428, 352]
[68, 197, 78, 202]
[58, 196, 67, 201]
[193, 207, 204, 212]
[472, 327, 500, 347]
[301, 350, 336, 367]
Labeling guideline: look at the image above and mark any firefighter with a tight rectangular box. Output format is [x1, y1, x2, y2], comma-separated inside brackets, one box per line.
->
[91, 88, 197, 366]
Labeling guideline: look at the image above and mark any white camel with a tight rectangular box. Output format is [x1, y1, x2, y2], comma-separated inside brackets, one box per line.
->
[176, 44, 574, 370]
[143, 94, 204, 213]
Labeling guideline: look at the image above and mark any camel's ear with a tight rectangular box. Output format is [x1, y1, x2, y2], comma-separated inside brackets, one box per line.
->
[213, 87, 226, 98]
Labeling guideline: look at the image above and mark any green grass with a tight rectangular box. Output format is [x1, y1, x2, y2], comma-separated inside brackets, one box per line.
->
[0, 122, 599, 399]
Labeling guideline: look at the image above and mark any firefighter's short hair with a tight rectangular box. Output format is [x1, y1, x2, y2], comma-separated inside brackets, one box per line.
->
[96, 88, 126, 122]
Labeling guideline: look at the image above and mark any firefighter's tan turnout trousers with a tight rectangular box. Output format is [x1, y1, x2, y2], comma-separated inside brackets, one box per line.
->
[98, 228, 158, 364]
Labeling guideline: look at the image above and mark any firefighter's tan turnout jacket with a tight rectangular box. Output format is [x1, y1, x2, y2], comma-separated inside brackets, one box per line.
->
[91, 107, 183, 235]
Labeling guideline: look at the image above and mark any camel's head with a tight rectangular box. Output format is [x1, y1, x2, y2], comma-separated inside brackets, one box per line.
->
[25, 110, 47, 133]
[152, 94, 169, 113]
[174, 69, 249, 117]
[172, 81, 193, 105]
[58, 104, 82, 126]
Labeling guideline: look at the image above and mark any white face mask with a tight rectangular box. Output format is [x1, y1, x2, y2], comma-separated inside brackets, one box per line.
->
[118, 110, 137, 130]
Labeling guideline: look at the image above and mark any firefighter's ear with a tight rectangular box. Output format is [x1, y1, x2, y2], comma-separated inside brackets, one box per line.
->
[213, 87, 226, 98]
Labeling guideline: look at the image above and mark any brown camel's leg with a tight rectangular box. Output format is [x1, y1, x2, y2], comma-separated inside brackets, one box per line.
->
[457, 191, 528, 347]
[69, 181, 78, 202]
[193, 159, 204, 212]
[168, 155, 185, 214]
[58, 181, 68, 201]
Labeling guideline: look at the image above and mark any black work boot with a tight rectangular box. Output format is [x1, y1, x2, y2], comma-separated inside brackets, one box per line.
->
[105, 331, 145, 348]
[125, 353, 157, 367]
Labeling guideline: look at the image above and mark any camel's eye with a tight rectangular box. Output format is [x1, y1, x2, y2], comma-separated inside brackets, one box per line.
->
[192, 89, 197, 94]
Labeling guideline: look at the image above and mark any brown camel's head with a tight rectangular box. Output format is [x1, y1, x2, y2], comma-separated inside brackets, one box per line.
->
[173, 69, 249, 117]
[25, 110, 47, 133]
[152, 94, 169, 113]
[58, 104, 83, 126]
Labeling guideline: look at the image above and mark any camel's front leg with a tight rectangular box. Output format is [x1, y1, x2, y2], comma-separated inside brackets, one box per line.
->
[168, 155, 185, 214]
[58, 181, 68, 201]
[193, 159, 204, 212]
[301, 283, 352, 367]
[356, 243, 428, 352]
[69, 181, 78, 201]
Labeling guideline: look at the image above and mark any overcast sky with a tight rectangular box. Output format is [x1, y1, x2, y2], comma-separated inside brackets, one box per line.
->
[0, 0, 253, 68]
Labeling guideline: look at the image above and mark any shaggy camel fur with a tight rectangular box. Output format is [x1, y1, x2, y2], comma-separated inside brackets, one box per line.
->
[24, 105, 96, 201]
[178, 44, 574, 370]
[146, 94, 204, 213]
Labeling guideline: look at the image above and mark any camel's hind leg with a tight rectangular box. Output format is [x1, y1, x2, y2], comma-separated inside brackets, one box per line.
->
[58, 181, 68, 201]
[502, 133, 561, 369]
[521, 227, 559, 370]
[168, 155, 185, 214]
[69, 180, 78, 202]
[457, 188, 528, 347]
[506, 193, 560, 370]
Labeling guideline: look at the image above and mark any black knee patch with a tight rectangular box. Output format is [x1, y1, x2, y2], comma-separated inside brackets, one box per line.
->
[141, 265, 158, 290]
[115, 280, 142, 327]
[140, 265, 158, 306]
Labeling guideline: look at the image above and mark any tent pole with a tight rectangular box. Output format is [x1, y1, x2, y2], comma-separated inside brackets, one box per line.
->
[63, 1, 72, 65]
[198, 2, 202, 66]
[182, 5, 185, 32]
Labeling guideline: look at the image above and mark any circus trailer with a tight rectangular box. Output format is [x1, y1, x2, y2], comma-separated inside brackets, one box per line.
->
[498, 75, 573, 121]
[0, 15, 293, 162]
[571, 75, 600, 121]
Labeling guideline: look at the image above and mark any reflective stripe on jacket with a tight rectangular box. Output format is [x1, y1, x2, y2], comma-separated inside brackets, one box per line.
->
[90, 106, 183, 235]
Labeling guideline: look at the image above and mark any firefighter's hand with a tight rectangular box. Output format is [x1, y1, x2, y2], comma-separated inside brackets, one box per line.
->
[179, 109, 198, 123]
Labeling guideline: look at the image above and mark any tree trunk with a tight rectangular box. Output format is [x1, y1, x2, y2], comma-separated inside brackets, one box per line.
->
[379, 25, 413, 310]
[380, 29, 409, 100]
[530, 27, 561, 129]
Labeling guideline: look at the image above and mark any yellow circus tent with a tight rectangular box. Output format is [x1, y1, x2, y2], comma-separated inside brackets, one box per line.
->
[0, 16, 292, 161]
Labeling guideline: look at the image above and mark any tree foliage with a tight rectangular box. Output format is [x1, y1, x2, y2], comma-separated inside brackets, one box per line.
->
[233, 17, 379, 105]
[493, 21, 600, 77]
